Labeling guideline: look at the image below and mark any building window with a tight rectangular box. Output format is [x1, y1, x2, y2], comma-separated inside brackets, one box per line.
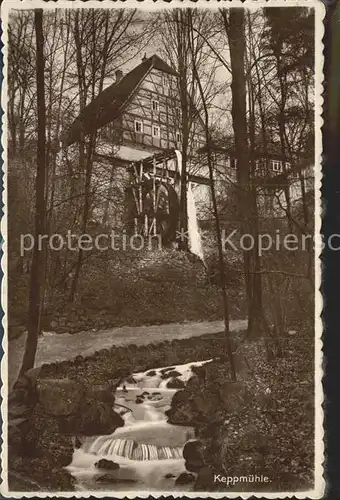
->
[152, 100, 159, 113]
[176, 131, 182, 143]
[134, 120, 143, 133]
[163, 74, 170, 95]
[152, 125, 160, 138]
[272, 160, 282, 173]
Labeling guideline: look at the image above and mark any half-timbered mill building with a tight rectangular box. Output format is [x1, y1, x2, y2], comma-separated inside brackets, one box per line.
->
[65, 54, 212, 241]
[65, 54, 313, 241]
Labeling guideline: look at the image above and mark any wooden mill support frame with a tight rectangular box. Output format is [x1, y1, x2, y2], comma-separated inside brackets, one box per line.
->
[129, 153, 176, 237]
[127, 148, 210, 241]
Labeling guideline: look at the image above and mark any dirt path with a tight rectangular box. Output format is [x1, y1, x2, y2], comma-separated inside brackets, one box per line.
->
[7, 319, 247, 390]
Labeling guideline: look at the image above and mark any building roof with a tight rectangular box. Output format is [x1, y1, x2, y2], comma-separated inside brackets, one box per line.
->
[64, 54, 178, 146]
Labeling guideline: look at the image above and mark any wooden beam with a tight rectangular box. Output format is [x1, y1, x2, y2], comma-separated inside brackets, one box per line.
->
[93, 152, 211, 185]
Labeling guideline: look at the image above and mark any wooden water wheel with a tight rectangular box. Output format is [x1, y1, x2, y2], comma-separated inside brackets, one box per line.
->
[126, 178, 179, 245]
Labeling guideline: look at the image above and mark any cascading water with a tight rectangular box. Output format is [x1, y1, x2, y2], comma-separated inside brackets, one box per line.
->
[83, 436, 183, 461]
[67, 360, 211, 491]
[187, 183, 204, 261]
[175, 150, 205, 262]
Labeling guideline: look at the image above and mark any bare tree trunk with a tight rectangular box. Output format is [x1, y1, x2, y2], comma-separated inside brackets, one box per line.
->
[188, 10, 236, 381]
[20, 8, 47, 375]
[224, 9, 253, 335]
[245, 15, 265, 337]
[102, 165, 115, 225]
[39, 11, 71, 321]
[177, 10, 189, 251]
[8, 88, 17, 157]
[69, 11, 93, 302]
[69, 134, 95, 302]
[69, 10, 123, 300]
[162, 9, 206, 252]
[271, 43, 293, 233]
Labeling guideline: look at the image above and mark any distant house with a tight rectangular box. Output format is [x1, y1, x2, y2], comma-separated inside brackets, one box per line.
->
[198, 140, 314, 217]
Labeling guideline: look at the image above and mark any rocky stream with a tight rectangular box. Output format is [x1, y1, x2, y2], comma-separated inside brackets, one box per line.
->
[67, 360, 209, 492]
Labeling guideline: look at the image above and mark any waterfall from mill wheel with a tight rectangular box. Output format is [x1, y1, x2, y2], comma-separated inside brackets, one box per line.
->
[187, 182, 204, 261]
[83, 436, 183, 461]
[175, 150, 205, 262]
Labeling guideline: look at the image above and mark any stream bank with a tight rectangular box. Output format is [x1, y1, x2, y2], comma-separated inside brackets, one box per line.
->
[8, 326, 314, 493]
[8, 328, 245, 492]
[8, 318, 247, 390]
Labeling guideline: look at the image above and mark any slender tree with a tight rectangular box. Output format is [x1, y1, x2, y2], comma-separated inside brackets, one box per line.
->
[20, 8, 47, 374]
[69, 9, 146, 300]
[161, 10, 193, 250]
[187, 10, 236, 380]
[222, 9, 256, 335]
[161, 10, 218, 251]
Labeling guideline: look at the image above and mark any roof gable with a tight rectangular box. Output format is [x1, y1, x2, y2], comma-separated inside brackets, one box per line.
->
[65, 55, 177, 145]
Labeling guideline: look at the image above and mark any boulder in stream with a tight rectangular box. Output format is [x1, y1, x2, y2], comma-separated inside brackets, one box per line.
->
[186, 375, 200, 391]
[85, 383, 115, 405]
[37, 378, 84, 416]
[166, 377, 185, 389]
[161, 370, 181, 380]
[160, 367, 175, 374]
[74, 436, 82, 449]
[175, 472, 195, 485]
[183, 440, 205, 472]
[125, 375, 137, 384]
[95, 459, 120, 470]
[165, 389, 194, 425]
[61, 400, 124, 436]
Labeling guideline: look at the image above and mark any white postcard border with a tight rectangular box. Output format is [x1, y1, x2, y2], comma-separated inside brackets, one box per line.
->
[0, 0, 325, 498]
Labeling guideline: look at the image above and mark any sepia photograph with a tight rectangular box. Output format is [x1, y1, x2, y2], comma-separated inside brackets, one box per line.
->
[1, 0, 324, 497]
